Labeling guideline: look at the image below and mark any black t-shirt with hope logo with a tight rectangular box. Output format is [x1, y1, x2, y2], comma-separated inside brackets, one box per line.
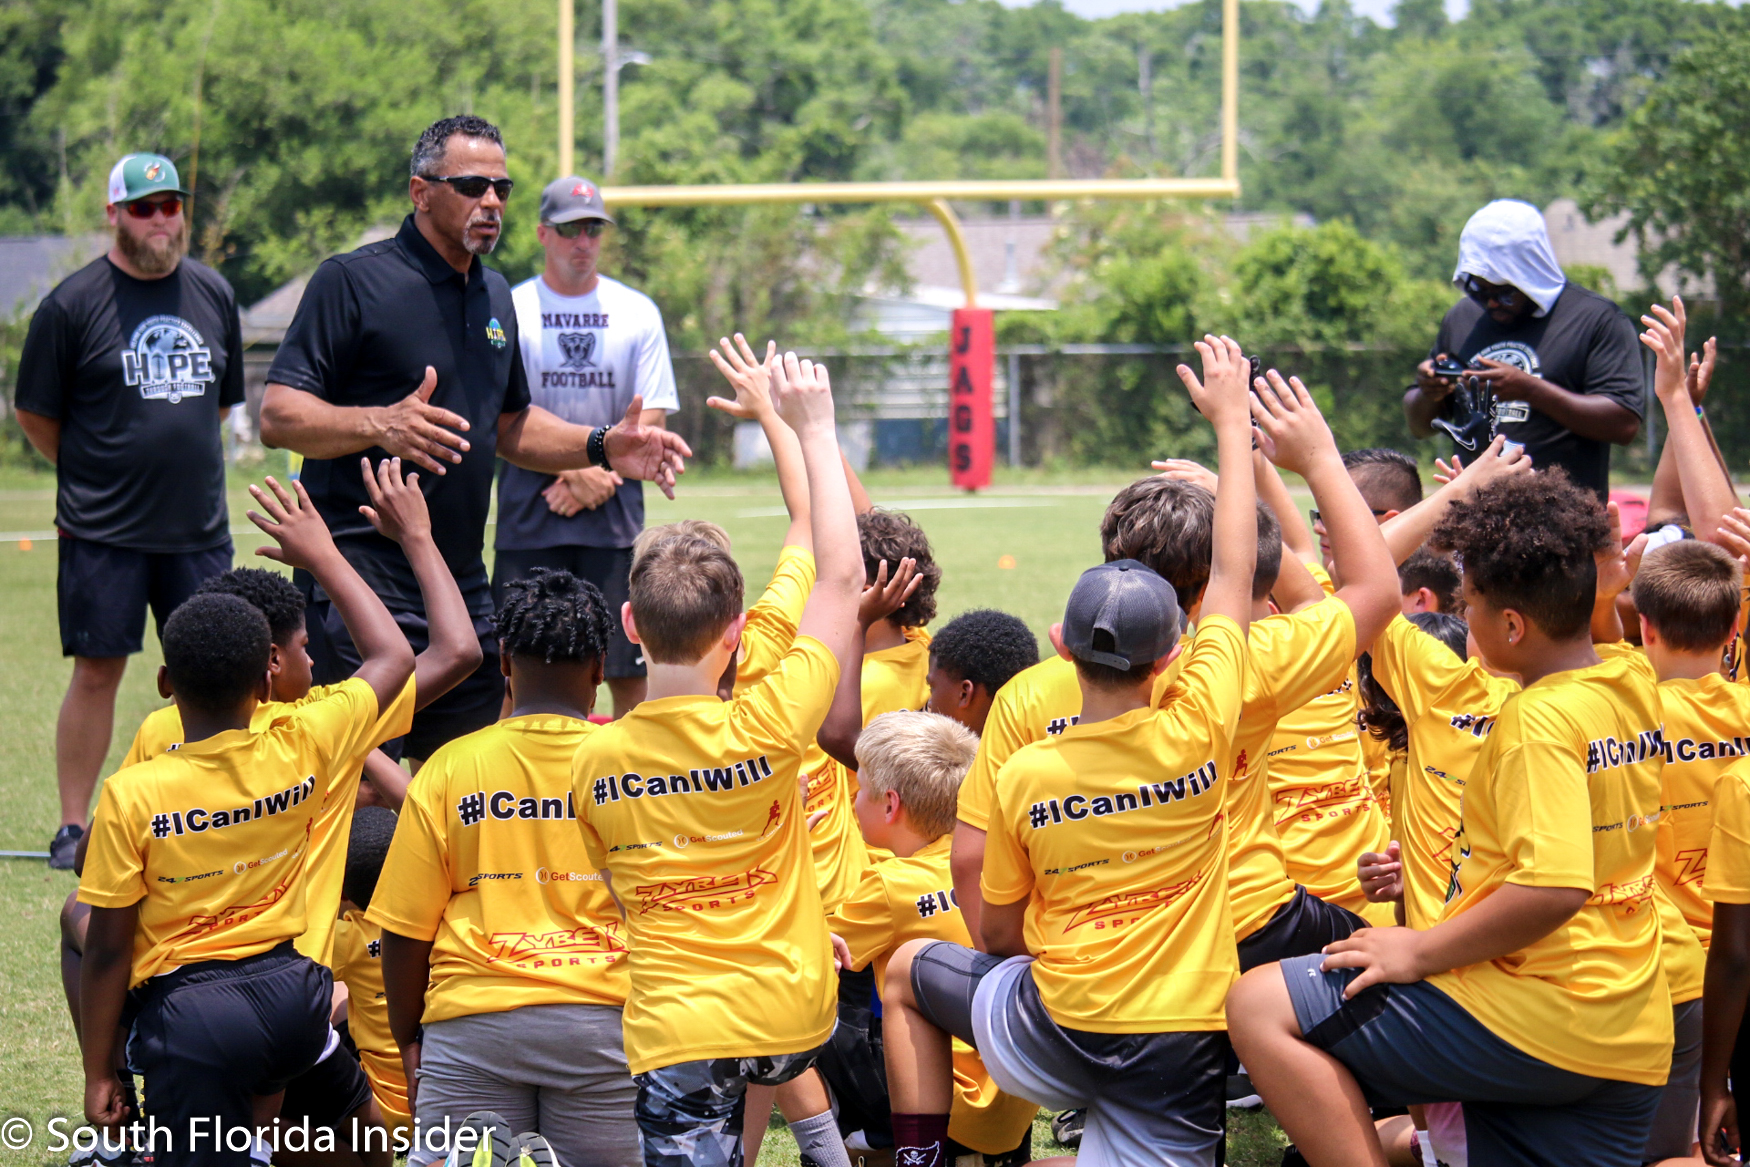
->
[14, 256, 245, 552]
[1431, 282, 1644, 498]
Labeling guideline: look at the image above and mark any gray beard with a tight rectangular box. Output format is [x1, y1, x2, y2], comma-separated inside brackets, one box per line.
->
[463, 211, 501, 255]
[115, 221, 188, 275]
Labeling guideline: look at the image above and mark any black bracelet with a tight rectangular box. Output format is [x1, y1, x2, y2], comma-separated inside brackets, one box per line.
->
[588, 423, 612, 472]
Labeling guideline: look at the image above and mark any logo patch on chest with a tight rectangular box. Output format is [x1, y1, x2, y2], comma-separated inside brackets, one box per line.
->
[486, 317, 508, 349]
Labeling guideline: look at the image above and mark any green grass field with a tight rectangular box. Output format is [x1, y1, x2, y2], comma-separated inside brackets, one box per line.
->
[0, 459, 1289, 1166]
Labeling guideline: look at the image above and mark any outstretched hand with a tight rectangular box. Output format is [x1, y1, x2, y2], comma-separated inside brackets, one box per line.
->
[375, 366, 471, 476]
[859, 558, 922, 631]
[706, 335, 778, 420]
[1640, 297, 1692, 405]
[1174, 335, 1251, 430]
[603, 394, 691, 499]
[1714, 507, 1750, 567]
[358, 457, 431, 545]
[770, 351, 836, 433]
[1445, 435, 1532, 493]
[1249, 368, 1337, 477]
[248, 476, 340, 571]
[1595, 501, 1646, 604]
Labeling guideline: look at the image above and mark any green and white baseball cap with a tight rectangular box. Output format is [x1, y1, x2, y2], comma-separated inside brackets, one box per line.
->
[107, 153, 187, 204]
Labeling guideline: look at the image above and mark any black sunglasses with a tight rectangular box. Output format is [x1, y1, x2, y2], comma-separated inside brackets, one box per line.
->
[423, 174, 514, 200]
[1310, 508, 1390, 525]
[550, 219, 608, 239]
[1461, 275, 1523, 309]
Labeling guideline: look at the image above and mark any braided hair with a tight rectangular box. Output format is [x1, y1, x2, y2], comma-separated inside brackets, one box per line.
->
[495, 568, 614, 664]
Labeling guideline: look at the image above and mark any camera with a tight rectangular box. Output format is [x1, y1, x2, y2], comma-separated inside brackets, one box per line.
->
[1432, 356, 1468, 379]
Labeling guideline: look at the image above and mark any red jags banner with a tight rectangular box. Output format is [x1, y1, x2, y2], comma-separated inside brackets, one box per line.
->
[949, 307, 994, 491]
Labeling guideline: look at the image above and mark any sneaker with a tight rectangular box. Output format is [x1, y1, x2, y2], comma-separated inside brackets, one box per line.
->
[1225, 1071, 1263, 1109]
[49, 823, 83, 870]
[1048, 1109, 1084, 1149]
[512, 1132, 560, 1167]
[443, 1112, 515, 1167]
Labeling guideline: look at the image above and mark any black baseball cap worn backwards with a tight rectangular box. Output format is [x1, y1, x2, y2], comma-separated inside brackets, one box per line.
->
[1062, 559, 1182, 670]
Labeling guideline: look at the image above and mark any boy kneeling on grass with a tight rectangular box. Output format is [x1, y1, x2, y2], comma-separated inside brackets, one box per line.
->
[1228, 470, 1674, 1167]
[877, 335, 1258, 1167]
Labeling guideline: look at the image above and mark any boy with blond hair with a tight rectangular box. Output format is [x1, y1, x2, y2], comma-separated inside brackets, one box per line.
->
[571, 352, 864, 1167]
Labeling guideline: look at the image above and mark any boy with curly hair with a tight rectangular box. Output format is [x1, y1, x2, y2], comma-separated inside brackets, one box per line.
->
[1230, 470, 1673, 1167]
[923, 609, 1039, 736]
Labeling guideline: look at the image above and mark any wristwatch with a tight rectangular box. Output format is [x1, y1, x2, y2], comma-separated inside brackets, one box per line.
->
[588, 423, 613, 472]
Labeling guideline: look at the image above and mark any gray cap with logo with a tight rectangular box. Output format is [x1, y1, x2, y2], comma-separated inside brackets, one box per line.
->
[1062, 560, 1183, 670]
[539, 176, 615, 226]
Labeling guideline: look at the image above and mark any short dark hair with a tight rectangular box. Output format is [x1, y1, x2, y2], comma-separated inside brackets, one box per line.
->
[162, 594, 272, 714]
[1101, 478, 1214, 605]
[860, 510, 941, 627]
[1344, 448, 1422, 513]
[629, 536, 744, 664]
[1253, 502, 1284, 602]
[1398, 548, 1462, 614]
[496, 568, 614, 664]
[1631, 540, 1744, 653]
[1430, 470, 1610, 640]
[344, 806, 398, 910]
[929, 609, 1039, 693]
[411, 115, 504, 177]
[196, 567, 306, 644]
[1357, 611, 1468, 751]
[1073, 655, 1158, 690]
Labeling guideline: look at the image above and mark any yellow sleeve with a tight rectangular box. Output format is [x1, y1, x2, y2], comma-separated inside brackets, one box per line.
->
[958, 689, 1030, 832]
[825, 867, 897, 972]
[363, 769, 453, 942]
[1306, 561, 1338, 597]
[1705, 766, 1750, 905]
[1495, 740, 1597, 893]
[1175, 615, 1247, 745]
[77, 776, 147, 909]
[737, 547, 816, 690]
[1370, 615, 1470, 724]
[980, 758, 1036, 906]
[1253, 598, 1358, 716]
[731, 635, 841, 759]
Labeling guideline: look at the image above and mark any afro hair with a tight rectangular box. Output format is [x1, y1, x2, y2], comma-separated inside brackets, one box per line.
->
[196, 567, 307, 644]
[928, 609, 1039, 694]
[343, 806, 398, 910]
[162, 593, 272, 714]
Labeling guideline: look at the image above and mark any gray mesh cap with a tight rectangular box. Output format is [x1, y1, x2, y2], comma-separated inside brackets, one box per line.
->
[539, 176, 615, 225]
[1062, 559, 1182, 670]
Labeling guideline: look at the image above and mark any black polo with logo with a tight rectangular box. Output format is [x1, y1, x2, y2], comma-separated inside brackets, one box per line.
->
[268, 215, 531, 613]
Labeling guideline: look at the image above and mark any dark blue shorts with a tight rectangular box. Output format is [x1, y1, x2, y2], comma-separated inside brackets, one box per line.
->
[1279, 954, 1661, 1167]
[57, 536, 233, 657]
[1236, 884, 1366, 972]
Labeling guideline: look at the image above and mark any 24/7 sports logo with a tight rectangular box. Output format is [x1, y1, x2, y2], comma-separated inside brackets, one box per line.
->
[123, 315, 215, 403]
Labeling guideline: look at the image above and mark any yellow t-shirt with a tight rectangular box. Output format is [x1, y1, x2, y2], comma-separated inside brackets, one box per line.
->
[572, 637, 841, 1074]
[826, 836, 1038, 1154]
[1266, 673, 1388, 913]
[366, 715, 627, 1024]
[119, 681, 416, 968]
[737, 546, 815, 691]
[1430, 654, 1674, 1087]
[1360, 728, 1394, 821]
[79, 679, 395, 986]
[956, 656, 1083, 833]
[1369, 615, 1520, 930]
[1652, 672, 1750, 947]
[332, 908, 409, 1132]
[1703, 759, 1750, 903]
[982, 616, 1246, 1032]
[801, 626, 932, 908]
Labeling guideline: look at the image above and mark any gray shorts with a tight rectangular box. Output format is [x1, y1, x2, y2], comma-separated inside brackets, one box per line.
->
[409, 1003, 639, 1167]
[1279, 954, 1661, 1167]
[911, 941, 1226, 1167]
[1643, 998, 1702, 1163]
[632, 1043, 827, 1167]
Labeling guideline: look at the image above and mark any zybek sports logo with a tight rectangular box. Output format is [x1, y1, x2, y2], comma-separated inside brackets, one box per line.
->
[123, 315, 216, 403]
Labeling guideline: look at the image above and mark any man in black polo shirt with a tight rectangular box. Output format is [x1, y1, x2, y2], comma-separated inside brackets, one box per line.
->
[1403, 198, 1642, 498]
[14, 152, 245, 868]
[261, 115, 687, 759]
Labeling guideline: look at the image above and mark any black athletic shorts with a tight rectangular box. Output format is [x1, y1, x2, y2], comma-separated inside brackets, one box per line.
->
[58, 535, 233, 658]
[1235, 884, 1367, 972]
[304, 586, 503, 761]
[280, 1037, 374, 1131]
[127, 942, 331, 1167]
[492, 545, 643, 679]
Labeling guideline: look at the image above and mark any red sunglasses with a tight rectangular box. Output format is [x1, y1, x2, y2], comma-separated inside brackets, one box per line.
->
[123, 197, 182, 219]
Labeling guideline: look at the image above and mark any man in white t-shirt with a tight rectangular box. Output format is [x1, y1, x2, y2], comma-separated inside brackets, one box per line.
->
[494, 175, 679, 716]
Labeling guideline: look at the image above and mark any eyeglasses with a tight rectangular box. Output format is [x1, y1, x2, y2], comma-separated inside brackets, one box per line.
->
[1309, 508, 1390, 525]
[1461, 275, 1523, 309]
[123, 197, 182, 219]
[422, 174, 514, 200]
[550, 219, 608, 239]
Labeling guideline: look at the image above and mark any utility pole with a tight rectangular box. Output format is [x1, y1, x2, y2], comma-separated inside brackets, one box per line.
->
[558, 0, 574, 176]
[603, 0, 619, 177]
[1046, 47, 1063, 179]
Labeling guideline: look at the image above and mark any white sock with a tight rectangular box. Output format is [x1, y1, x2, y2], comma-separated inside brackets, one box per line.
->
[788, 1109, 852, 1167]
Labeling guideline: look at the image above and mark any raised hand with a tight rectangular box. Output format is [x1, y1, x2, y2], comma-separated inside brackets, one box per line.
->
[859, 558, 922, 631]
[1715, 508, 1750, 566]
[1151, 458, 1218, 494]
[769, 351, 836, 433]
[1174, 334, 1250, 429]
[1449, 435, 1532, 494]
[358, 456, 431, 545]
[248, 476, 340, 570]
[1688, 335, 1718, 406]
[374, 366, 471, 476]
[602, 393, 691, 499]
[1640, 297, 1691, 405]
[706, 335, 778, 420]
[1248, 368, 1337, 477]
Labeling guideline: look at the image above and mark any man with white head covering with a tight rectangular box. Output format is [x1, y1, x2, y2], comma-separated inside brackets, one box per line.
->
[1403, 198, 1643, 497]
